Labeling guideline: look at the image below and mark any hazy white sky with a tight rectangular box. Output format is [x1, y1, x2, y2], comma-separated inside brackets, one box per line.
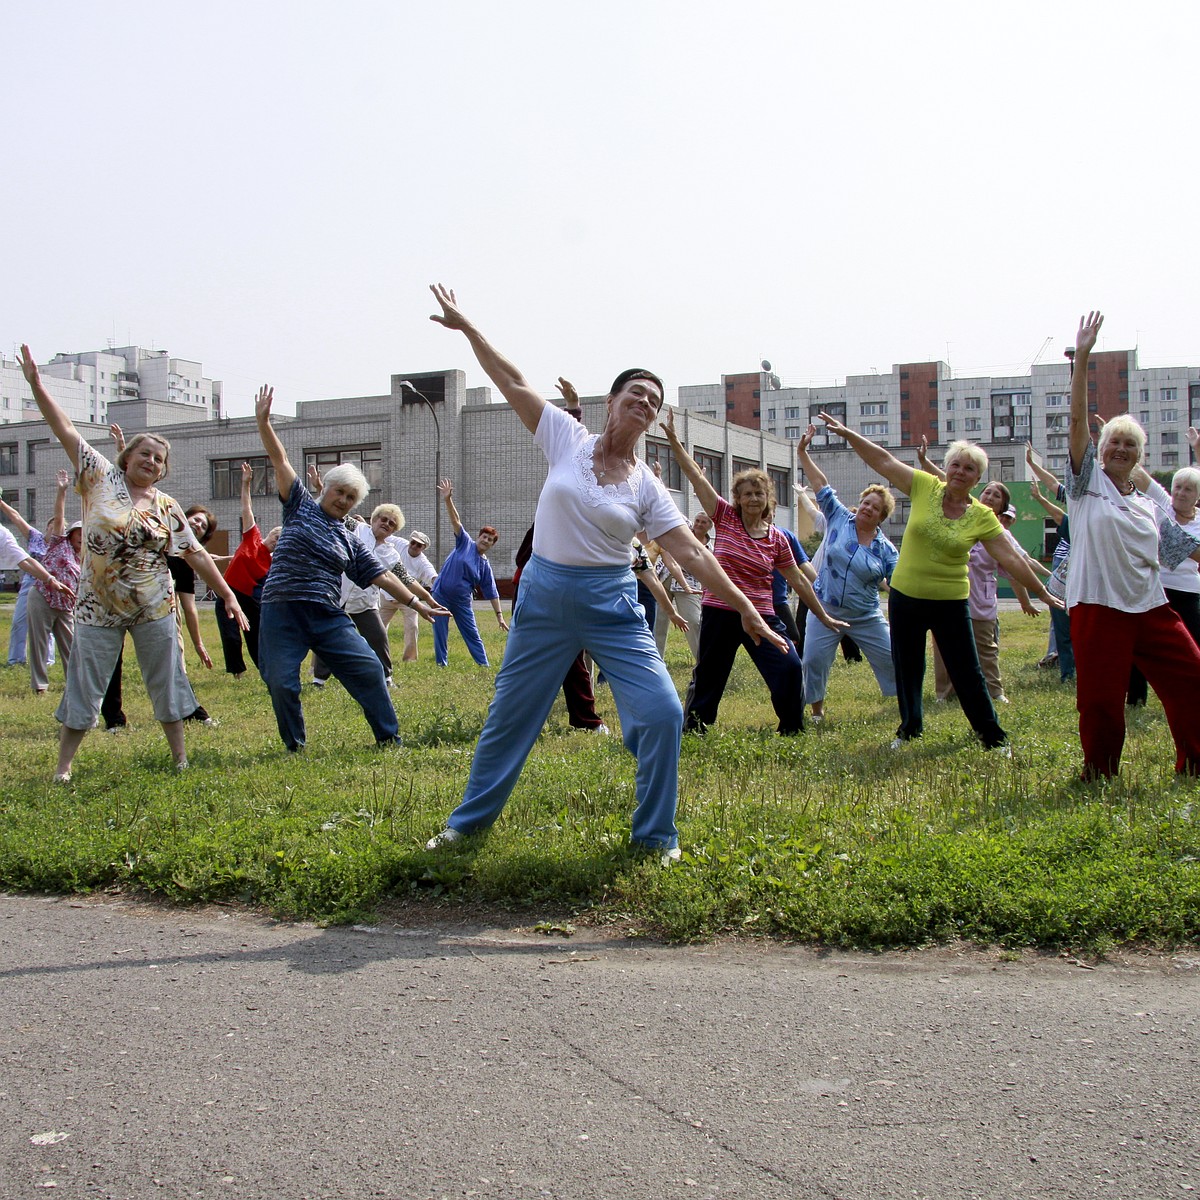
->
[5, 1, 1198, 417]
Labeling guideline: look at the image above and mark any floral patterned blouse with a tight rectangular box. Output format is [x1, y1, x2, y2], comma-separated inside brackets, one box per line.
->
[74, 439, 200, 627]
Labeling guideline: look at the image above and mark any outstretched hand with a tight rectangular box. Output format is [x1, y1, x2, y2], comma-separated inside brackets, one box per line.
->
[254, 385, 274, 422]
[740, 610, 791, 653]
[429, 283, 469, 331]
[17, 345, 38, 386]
[555, 377, 579, 407]
[56, 468, 70, 490]
[307, 463, 323, 492]
[1076, 311, 1103, 356]
[796, 424, 816, 452]
[817, 411, 850, 438]
[659, 405, 678, 441]
[437, 477, 453, 500]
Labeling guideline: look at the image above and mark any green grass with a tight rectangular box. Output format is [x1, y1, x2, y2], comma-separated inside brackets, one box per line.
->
[2, 604, 1197, 949]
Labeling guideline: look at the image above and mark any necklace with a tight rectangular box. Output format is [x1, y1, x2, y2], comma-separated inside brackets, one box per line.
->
[596, 437, 634, 481]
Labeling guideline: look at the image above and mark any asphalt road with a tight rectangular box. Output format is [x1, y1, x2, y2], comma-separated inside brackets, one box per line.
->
[2, 895, 1197, 1200]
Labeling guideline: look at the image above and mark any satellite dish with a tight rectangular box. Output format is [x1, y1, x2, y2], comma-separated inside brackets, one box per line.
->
[761, 359, 772, 372]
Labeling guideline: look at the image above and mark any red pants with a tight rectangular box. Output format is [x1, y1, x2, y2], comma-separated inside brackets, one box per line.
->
[1071, 602, 1200, 778]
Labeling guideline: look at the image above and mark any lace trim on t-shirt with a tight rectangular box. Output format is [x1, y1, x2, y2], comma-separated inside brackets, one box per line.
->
[572, 434, 643, 509]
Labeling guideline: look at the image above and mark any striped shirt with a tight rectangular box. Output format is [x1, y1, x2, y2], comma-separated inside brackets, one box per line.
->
[704, 496, 795, 615]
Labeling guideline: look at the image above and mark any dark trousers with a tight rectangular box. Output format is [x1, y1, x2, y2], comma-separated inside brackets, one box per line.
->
[1126, 588, 1200, 706]
[215, 594, 248, 675]
[887, 587, 1006, 748]
[313, 607, 392, 680]
[776, 599, 803, 656]
[685, 605, 805, 734]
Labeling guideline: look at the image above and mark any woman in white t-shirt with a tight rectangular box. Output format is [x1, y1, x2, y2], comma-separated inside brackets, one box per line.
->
[423, 285, 788, 859]
[1066, 312, 1200, 779]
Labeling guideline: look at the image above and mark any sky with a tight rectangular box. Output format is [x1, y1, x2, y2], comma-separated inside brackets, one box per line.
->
[4, 1, 1199, 417]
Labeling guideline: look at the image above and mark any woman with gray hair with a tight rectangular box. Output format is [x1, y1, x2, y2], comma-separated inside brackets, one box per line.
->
[254, 386, 448, 751]
[1064, 315, 1200, 779]
[817, 413, 1061, 752]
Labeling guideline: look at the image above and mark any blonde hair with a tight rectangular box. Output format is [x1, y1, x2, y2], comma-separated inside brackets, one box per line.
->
[1097, 416, 1146, 465]
[731, 468, 776, 520]
[371, 502, 405, 530]
[859, 483, 895, 519]
[116, 433, 171, 480]
[943, 440, 988, 476]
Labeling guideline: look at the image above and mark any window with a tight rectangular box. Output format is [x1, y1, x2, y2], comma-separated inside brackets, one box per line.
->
[1013, 393, 1031, 407]
[0, 442, 16, 475]
[862, 422, 888, 437]
[784, 426, 801, 439]
[767, 467, 791, 503]
[766, 408, 776, 421]
[1047, 434, 1067, 450]
[1163, 452, 1179, 466]
[693, 450, 723, 495]
[944, 398, 955, 411]
[943, 420, 955, 433]
[965, 397, 982, 410]
[964, 417, 982, 432]
[725, 401, 735, 411]
[784, 406, 801, 420]
[1046, 393, 1065, 407]
[27, 439, 48, 472]
[993, 458, 1015, 482]
[860, 402, 887, 416]
[25, 488, 35, 523]
[211, 455, 276, 500]
[304, 445, 383, 497]
[1140, 389, 1150, 403]
[643, 438, 681, 490]
[1139, 411, 1150, 425]
[1162, 431, 1179, 445]
[1161, 388, 1178, 402]
[1162, 409, 1178, 422]
[1046, 414, 1065, 431]
[732, 457, 759, 479]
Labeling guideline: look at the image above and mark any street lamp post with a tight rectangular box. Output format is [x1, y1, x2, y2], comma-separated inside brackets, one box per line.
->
[398, 381, 442, 565]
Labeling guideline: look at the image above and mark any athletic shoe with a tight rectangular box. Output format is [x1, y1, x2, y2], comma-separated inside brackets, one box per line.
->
[426, 828, 463, 850]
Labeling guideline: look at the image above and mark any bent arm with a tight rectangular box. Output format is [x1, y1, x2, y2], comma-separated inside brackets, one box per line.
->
[373, 570, 448, 623]
[429, 285, 546, 434]
[783, 563, 845, 631]
[48, 471, 69, 538]
[0, 493, 33, 539]
[177, 591, 212, 668]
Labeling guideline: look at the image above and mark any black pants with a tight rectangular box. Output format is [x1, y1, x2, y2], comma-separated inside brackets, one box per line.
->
[685, 605, 805, 734]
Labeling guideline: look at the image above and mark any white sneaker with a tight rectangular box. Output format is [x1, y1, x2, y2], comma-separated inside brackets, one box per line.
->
[310, 678, 326, 688]
[810, 713, 824, 725]
[888, 737, 906, 751]
[201, 716, 220, 728]
[661, 846, 682, 866]
[426, 828, 463, 850]
[992, 743, 1013, 758]
[53, 771, 71, 785]
[592, 723, 610, 735]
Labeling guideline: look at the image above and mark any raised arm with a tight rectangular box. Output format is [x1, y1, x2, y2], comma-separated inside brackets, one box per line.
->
[47, 470, 70, 538]
[795, 426, 830, 493]
[1025, 442, 1061, 492]
[660, 406, 719, 516]
[916, 435, 946, 481]
[1028, 479, 1066, 526]
[18, 346, 82, 469]
[818, 412, 916, 496]
[254, 386, 297, 501]
[109, 423, 126, 455]
[239, 461, 257, 532]
[438, 478, 463, 538]
[1069, 312, 1103, 474]
[0, 490, 33, 539]
[429, 285, 546, 434]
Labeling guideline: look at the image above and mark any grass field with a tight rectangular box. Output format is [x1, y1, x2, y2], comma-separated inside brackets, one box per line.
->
[2, 602, 1197, 949]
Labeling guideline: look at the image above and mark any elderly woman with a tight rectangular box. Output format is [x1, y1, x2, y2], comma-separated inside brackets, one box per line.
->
[312, 500, 438, 687]
[424, 285, 788, 858]
[18, 346, 245, 781]
[662, 409, 846, 736]
[818, 411, 1060, 752]
[0, 508, 74, 665]
[1065, 313, 1200, 778]
[431, 477, 508, 667]
[254, 385, 446, 751]
[929, 480, 1041, 706]
[795, 425, 899, 723]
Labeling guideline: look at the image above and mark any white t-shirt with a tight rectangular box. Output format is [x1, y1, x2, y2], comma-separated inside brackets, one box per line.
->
[0, 525, 32, 571]
[1144, 478, 1200, 594]
[395, 542, 438, 588]
[340, 523, 396, 613]
[531, 405, 686, 567]
[1066, 443, 1198, 612]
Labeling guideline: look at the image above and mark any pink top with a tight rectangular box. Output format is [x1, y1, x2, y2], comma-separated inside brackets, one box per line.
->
[704, 496, 795, 615]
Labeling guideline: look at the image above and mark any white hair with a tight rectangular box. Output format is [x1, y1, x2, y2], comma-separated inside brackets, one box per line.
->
[320, 463, 370, 506]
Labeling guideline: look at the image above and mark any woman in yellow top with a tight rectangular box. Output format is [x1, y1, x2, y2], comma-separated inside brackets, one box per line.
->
[817, 413, 1061, 752]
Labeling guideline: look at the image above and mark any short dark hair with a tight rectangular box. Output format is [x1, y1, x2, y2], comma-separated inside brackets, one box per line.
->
[608, 368, 664, 410]
[184, 504, 218, 544]
[478, 525, 498, 541]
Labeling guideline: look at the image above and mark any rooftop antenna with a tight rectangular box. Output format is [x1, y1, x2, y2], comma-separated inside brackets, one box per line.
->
[1029, 336, 1053, 367]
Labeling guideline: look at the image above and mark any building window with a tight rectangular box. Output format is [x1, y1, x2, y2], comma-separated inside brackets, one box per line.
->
[1012, 393, 1031, 407]
[732, 457, 759, 478]
[643, 438, 681, 490]
[0, 443, 17, 475]
[862, 422, 888, 437]
[1162, 431, 1179, 445]
[211, 456, 276, 500]
[944, 398, 955, 411]
[1046, 393, 1065, 407]
[964, 418, 982, 433]
[725, 401, 735, 411]
[992, 458, 1015, 482]
[1046, 414, 1065, 431]
[1163, 451, 1179, 466]
[304, 445, 384, 496]
[1047, 434, 1067, 450]
[767, 408, 776, 421]
[1162, 409, 1178, 422]
[860, 402, 887, 416]
[27, 439, 49, 472]
[784, 425, 801, 439]
[965, 397, 982, 410]
[943, 420, 955, 433]
[784, 406, 801, 420]
[25, 488, 36, 523]
[693, 450, 723, 495]
[1139, 389, 1149, 403]
[767, 466, 791, 503]
[1161, 388, 1178, 402]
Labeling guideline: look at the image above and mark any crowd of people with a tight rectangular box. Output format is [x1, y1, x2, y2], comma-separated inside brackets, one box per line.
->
[6, 303, 1200, 851]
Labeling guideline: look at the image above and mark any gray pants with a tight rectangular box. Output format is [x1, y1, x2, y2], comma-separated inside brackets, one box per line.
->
[25, 588, 74, 693]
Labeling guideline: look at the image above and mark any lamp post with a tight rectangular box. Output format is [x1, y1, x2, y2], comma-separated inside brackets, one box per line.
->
[398, 381, 442, 565]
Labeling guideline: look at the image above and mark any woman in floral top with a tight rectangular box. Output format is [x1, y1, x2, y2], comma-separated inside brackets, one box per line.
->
[25, 469, 83, 695]
[18, 346, 247, 782]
